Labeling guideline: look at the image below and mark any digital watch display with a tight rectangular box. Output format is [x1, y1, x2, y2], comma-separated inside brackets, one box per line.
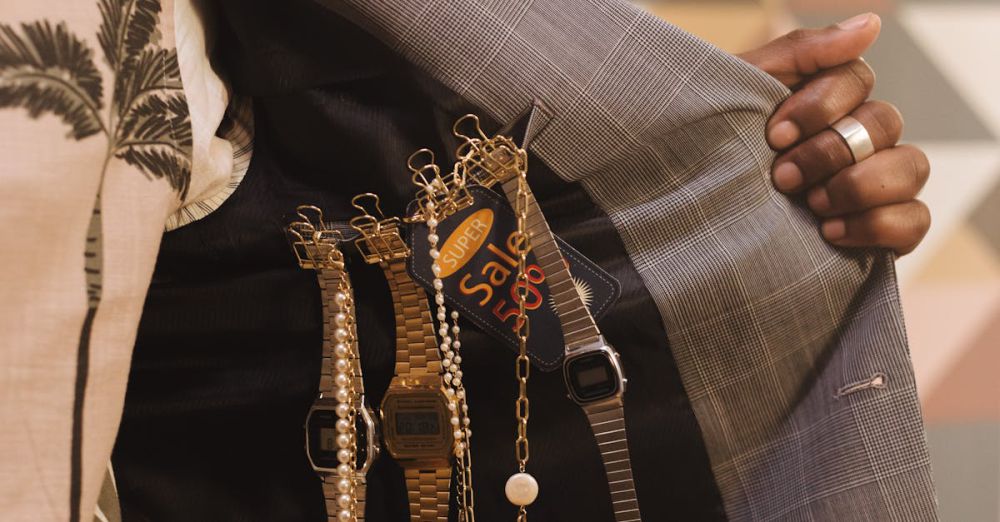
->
[305, 401, 341, 472]
[380, 384, 453, 463]
[564, 348, 623, 403]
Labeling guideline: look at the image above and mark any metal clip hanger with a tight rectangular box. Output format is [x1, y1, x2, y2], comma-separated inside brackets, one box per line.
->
[349, 193, 411, 263]
[287, 205, 346, 270]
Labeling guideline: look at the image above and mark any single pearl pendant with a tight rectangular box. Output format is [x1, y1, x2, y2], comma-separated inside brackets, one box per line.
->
[504, 472, 538, 506]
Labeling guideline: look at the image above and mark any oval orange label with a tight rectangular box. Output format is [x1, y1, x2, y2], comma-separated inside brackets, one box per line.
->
[437, 208, 493, 278]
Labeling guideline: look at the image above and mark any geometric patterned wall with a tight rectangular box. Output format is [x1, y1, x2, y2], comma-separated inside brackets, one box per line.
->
[638, 1, 1000, 519]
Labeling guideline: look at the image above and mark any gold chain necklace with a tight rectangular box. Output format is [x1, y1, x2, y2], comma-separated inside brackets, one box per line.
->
[450, 116, 539, 520]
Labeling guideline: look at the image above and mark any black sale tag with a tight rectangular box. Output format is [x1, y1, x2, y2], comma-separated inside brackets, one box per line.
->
[407, 185, 620, 371]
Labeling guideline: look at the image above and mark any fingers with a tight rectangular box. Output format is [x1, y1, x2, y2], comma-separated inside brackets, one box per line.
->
[767, 59, 875, 148]
[820, 200, 931, 255]
[772, 100, 903, 193]
[805, 145, 930, 217]
[739, 13, 881, 87]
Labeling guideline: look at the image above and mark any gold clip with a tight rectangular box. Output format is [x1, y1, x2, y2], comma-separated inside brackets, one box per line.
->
[287, 205, 345, 270]
[452, 114, 526, 188]
[349, 193, 410, 264]
[405, 148, 474, 223]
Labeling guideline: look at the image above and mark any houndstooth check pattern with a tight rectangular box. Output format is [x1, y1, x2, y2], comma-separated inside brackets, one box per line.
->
[318, 0, 939, 519]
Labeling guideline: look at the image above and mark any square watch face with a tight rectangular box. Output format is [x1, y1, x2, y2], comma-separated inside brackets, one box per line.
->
[306, 407, 372, 473]
[565, 351, 620, 403]
[306, 407, 341, 471]
[380, 389, 453, 461]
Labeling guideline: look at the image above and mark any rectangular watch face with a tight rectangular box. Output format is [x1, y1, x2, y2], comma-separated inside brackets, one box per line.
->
[565, 350, 620, 403]
[306, 407, 342, 471]
[380, 389, 453, 461]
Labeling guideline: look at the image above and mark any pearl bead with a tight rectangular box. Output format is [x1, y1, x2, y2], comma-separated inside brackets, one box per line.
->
[453, 341, 461, 349]
[454, 370, 463, 380]
[449, 364, 458, 373]
[428, 233, 439, 244]
[334, 343, 349, 358]
[335, 359, 350, 373]
[505, 472, 539, 506]
[337, 449, 352, 464]
[463, 417, 471, 426]
[450, 416, 460, 426]
[335, 388, 350, 403]
[338, 509, 351, 522]
[336, 419, 350, 433]
[435, 294, 445, 305]
[427, 201, 437, 211]
[335, 293, 347, 306]
[456, 389, 465, 399]
[430, 248, 440, 259]
[447, 402, 457, 411]
[445, 388, 455, 398]
[433, 279, 443, 290]
[437, 311, 447, 321]
[454, 430, 463, 440]
[337, 463, 351, 477]
[432, 264, 442, 276]
[334, 313, 347, 326]
[335, 372, 349, 388]
[337, 434, 351, 449]
[452, 325, 460, 334]
[462, 404, 469, 413]
[451, 311, 460, 320]
[444, 372, 452, 383]
[442, 336, 452, 345]
[428, 218, 438, 228]
[337, 478, 351, 493]
[334, 328, 348, 342]
[337, 493, 351, 508]
[454, 355, 462, 364]
[336, 403, 350, 418]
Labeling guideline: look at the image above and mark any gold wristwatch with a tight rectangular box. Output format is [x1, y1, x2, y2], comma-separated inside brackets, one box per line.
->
[289, 207, 380, 522]
[456, 117, 642, 522]
[350, 195, 454, 522]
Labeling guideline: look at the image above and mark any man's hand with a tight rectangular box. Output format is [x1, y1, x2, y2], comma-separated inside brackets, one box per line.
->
[739, 13, 930, 255]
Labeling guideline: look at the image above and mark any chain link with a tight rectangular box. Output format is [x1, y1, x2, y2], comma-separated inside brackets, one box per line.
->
[513, 159, 532, 521]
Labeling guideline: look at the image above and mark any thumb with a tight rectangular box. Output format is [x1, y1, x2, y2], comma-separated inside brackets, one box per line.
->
[740, 13, 881, 87]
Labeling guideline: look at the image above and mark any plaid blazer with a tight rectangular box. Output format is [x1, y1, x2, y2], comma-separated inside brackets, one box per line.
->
[317, 0, 938, 519]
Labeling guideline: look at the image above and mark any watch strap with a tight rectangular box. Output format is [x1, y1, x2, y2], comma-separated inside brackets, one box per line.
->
[404, 468, 451, 522]
[384, 258, 443, 376]
[382, 258, 454, 520]
[317, 269, 365, 396]
[498, 176, 603, 351]
[584, 401, 641, 522]
[316, 266, 368, 521]
[321, 476, 368, 522]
